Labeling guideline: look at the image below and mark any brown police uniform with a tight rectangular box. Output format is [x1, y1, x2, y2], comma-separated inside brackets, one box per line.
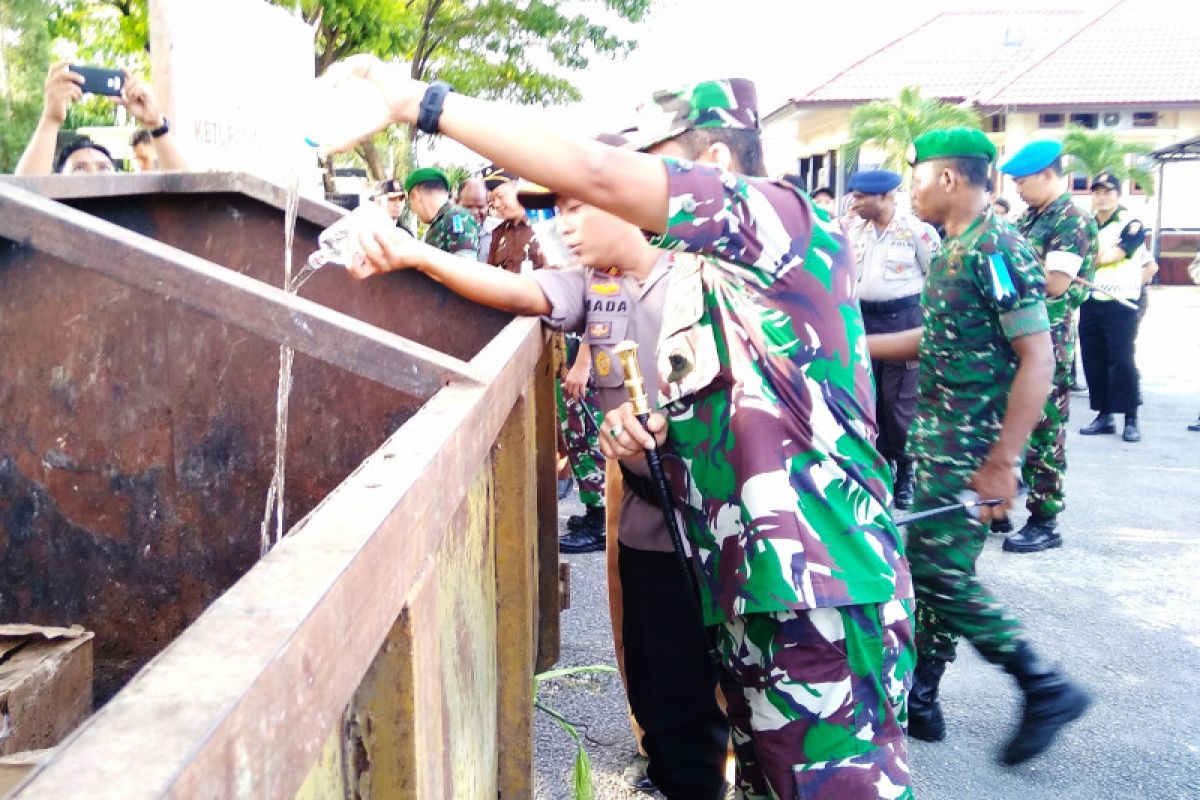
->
[530, 254, 728, 799]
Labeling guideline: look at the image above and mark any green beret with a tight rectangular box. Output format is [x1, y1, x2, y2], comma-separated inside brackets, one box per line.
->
[404, 166, 451, 193]
[908, 127, 996, 166]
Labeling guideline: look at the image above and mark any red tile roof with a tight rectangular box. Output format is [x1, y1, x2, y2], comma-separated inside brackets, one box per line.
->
[787, 2, 1200, 112]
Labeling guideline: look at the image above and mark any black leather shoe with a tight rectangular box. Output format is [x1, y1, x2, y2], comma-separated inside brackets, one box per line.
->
[558, 527, 605, 554]
[1079, 413, 1115, 435]
[991, 515, 1013, 534]
[1003, 516, 1062, 553]
[893, 460, 915, 510]
[566, 505, 604, 531]
[1123, 418, 1141, 442]
[1001, 643, 1091, 765]
[909, 658, 948, 742]
[1189, 417, 1200, 432]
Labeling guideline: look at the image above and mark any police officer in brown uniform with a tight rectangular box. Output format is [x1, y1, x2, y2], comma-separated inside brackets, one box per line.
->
[848, 169, 940, 508]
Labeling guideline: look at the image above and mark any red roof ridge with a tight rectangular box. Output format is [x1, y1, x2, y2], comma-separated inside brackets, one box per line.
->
[971, 0, 1128, 108]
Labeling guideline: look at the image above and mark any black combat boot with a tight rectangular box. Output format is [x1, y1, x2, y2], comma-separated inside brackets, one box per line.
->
[908, 658, 948, 742]
[1003, 515, 1061, 553]
[990, 515, 1013, 534]
[560, 506, 605, 554]
[1000, 642, 1091, 765]
[566, 505, 604, 531]
[893, 460, 915, 510]
[1078, 413, 1115, 435]
[1122, 415, 1141, 443]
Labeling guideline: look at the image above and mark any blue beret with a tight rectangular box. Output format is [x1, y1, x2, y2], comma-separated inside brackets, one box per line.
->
[847, 169, 902, 195]
[999, 140, 1063, 178]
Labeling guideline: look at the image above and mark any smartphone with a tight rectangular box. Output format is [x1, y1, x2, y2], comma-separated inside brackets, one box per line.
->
[70, 65, 125, 97]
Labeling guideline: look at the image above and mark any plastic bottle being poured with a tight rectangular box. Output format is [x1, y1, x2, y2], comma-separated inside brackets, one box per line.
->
[516, 180, 576, 270]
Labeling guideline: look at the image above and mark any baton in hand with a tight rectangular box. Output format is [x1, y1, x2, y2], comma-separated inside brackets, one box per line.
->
[892, 491, 1007, 527]
[612, 341, 719, 663]
[1071, 275, 1139, 311]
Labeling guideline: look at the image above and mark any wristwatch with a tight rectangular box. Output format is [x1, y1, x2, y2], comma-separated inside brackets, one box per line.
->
[416, 82, 454, 135]
[149, 117, 170, 138]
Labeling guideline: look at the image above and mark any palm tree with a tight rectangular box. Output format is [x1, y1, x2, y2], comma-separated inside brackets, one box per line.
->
[842, 86, 982, 173]
[1061, 127, 1155, 195]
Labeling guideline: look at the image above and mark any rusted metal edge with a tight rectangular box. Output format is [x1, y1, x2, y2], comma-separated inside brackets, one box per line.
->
[0, 172, 345, 229]
[12, 317, 545, 800]
[0, 180, 486, 399]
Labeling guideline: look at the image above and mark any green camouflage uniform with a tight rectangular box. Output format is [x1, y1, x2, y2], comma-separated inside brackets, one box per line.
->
[907, 208, 1050, 664]
[648, 144, 913, 797]
[423, 201, 481, 256]
[1015, 193, 1098, 518]
[555, 334, 605, 509]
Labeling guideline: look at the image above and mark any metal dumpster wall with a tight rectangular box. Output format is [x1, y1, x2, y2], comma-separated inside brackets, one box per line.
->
[9, 319, 559, 799]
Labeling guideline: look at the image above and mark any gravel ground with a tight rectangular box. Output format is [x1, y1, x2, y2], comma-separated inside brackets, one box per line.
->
[535, 286, 1200, 800]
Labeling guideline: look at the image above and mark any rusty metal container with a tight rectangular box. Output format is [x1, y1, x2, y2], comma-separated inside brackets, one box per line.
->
[0, 174, 560, 798]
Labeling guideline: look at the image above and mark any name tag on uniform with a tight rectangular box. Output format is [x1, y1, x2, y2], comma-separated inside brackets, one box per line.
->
[885, 241, 916, 279]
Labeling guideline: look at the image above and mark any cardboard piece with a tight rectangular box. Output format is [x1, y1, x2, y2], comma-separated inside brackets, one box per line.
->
[0, 625, 93, 757]
[0, 749, 53, 796]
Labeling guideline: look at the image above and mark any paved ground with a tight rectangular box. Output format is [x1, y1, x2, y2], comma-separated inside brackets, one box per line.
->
[534, 286, 1200, 800]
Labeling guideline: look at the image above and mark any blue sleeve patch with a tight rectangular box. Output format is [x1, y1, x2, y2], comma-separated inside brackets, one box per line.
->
[988, 253, 1017, 305]
[452, 215, 463, 234]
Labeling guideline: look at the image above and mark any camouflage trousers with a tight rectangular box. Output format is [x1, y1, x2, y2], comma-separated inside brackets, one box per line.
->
[555, 375, 605, 509]
[1022, 317, 1073, 518]
[908, 459, 1024, 665]
[717, 601, 914, 800]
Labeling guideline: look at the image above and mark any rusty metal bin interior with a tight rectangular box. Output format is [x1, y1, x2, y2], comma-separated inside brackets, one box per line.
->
[0, 173, 559, 797]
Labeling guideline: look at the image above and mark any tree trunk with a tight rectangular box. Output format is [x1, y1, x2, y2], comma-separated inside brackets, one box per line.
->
[358, 139, 386, 182]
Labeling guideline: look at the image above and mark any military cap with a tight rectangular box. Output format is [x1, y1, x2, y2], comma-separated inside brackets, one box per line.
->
[376, 178, 405, 198]
[1090, 172, 1121, 193]
[999, 139, 1063, 177]
[908, 127, 997, 166]
[627, 78, 759, 152]
[481, 164, 516, 191]
[847, 169, 903, 195]
[404, 166, 451, 193]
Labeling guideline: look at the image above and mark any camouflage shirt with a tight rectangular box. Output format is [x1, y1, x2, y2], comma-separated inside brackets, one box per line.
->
[424, 201, 481, 256]
[910, 209, 1050, 465]
[648, 158, 911, 623]
[1015, 191, 1098, 323]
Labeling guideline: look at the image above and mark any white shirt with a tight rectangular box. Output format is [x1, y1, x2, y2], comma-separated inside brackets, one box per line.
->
[849, 211, 940, 303]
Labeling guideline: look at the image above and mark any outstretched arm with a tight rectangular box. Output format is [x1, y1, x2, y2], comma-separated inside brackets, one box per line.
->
[354, 225, 550, 317]
[121, 73, 188, 171]
[867, 328, 922, 361]
[15, 62, 82, 175]
[330, 56, 671, 234]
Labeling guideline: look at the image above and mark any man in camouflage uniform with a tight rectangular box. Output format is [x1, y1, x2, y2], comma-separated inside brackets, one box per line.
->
[403, 167, 481, 257]
[555, 334, 608, 553]
[996, 140, 1098, 552]
[870, 128, 1090, 764]
[336, 59, 913, 800]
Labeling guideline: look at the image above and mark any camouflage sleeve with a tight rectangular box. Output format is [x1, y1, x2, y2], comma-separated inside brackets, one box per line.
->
[646, 158, 809, 283]
[444, 209, 481, 256]
[529, 266, 588, 333]
[970, 235, 1049, 341]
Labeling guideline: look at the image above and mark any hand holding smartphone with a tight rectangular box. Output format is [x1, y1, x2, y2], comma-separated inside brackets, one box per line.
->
[70, 65, 125, 97]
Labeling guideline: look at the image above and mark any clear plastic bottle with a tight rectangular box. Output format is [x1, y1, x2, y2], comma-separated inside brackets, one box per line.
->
[304, 75, 394, 156]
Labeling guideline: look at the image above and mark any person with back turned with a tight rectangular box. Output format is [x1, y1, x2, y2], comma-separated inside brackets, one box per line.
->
[325, 57, 914, 799]
[869, 128, 1091, 763]
[847, 168, 940, 509]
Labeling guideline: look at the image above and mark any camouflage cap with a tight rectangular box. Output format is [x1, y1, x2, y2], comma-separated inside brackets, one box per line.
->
[908, 127, 996, 166]
[626, 78, 760, 152]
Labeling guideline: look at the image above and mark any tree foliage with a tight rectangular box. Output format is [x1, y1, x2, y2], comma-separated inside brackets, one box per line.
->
[0, 0, 53, 171]
[1061, 127, 1155, 196]
[843, 85, 982, 173]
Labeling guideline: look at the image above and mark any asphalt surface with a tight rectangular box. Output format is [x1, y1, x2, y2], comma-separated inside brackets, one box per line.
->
[534, 286, 1200, 800]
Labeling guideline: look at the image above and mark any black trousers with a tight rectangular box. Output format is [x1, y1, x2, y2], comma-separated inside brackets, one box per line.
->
[1080, 299, 1139, 416]
[862, 301, 923, 462]
[619, 543, 728, 800]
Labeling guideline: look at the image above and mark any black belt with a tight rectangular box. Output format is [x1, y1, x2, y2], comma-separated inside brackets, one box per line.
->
[860, 294, 921, 315]
[619, 463, 664, 511]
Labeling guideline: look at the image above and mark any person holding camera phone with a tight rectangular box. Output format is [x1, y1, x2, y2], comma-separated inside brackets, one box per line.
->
[15, 61, 187, 176]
